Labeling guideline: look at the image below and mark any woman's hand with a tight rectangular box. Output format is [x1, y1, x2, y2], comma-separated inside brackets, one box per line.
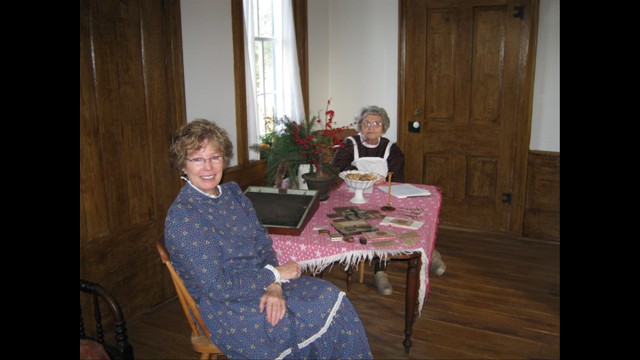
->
[259, 283, 286, 326]
[276, 261, 302, 281]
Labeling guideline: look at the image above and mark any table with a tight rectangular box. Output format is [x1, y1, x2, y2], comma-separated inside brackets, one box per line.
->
[270, 182, 442, 355]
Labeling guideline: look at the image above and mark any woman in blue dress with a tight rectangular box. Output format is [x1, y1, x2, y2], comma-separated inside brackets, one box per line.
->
[164, 119, 373, 359]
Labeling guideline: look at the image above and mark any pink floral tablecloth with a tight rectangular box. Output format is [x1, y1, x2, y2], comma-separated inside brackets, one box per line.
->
[271, 182, 442, 314]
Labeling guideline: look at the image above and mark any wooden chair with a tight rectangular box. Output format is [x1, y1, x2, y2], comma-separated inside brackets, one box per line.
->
[80, 279, 134, 360]
[156, 242, 225, 360]
[334, 128, 358, 140]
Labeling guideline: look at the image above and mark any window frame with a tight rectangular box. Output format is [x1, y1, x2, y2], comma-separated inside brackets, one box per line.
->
[225, 0, 308, 189]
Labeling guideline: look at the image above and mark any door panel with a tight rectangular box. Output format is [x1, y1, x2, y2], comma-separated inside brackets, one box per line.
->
[400, 0, 537, 232]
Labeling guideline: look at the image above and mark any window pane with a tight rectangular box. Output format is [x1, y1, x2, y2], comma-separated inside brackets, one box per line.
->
[263, 40, 275, 94]
[256, 0, 274, 37]
[256, 93, 277, 137]
[257, 94, 266, 136]
[264, 93, 276, 122]
[251, 0, 282, 139]
[254, 41, 264, 93]
[264, 93, 276, 134]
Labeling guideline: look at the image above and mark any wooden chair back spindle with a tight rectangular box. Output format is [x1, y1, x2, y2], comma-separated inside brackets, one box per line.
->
[79, 279, 134, 360]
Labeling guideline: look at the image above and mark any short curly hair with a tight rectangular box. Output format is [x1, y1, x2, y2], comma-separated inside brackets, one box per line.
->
[169, 119, 234, 171]
[355, 106, 391, 133]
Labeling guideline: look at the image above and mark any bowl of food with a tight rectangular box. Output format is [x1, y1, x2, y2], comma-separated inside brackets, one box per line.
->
[339, 170, 383, 204]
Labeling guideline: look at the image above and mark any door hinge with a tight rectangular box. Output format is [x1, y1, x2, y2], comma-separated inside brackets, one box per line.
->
[502, 192, 512, 204]
[513, 6, 524, 19]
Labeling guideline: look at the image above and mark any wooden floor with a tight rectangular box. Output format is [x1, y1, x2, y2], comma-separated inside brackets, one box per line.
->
[125, 228, 560, 359]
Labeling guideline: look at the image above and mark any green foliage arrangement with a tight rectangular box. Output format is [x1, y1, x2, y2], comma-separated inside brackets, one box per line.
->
[251, 100, 351, 188]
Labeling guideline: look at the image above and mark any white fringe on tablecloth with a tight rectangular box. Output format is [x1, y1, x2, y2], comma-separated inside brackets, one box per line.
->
[298, 248, 429, 315]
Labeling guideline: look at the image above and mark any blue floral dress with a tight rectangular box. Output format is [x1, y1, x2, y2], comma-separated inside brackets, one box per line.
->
[164, 181, 373, 359]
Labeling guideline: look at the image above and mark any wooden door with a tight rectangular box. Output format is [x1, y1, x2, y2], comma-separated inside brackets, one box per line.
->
[80, 0, 185, 320]
[399, 0, 538, 232]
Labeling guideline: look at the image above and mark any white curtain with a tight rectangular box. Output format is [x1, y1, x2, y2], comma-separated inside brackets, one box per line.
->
[278, 0, 305, 122]
[243, 0, 305, 161]
[243, 0, 260, 161]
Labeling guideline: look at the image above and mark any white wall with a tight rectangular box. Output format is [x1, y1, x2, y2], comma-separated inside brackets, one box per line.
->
[181, 0, 238, 166]
[530, 0, 560, 152]
[309, 0, 399, 141]
[308, 0, 330, 122]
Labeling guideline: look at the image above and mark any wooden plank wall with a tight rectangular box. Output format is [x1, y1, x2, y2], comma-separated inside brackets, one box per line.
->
[80, 0, 186, 323]
[522, 150, 560, 241]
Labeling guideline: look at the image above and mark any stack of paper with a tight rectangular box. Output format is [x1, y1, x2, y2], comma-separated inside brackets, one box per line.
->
[377, 184, 431, 198]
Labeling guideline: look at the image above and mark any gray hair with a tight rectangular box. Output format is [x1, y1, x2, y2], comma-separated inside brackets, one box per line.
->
[355, 105, 391, 133]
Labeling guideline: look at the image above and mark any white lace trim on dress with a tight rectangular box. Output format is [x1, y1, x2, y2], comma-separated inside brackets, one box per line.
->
[275, 291, 346, 360]
[264, 264, 290, 285]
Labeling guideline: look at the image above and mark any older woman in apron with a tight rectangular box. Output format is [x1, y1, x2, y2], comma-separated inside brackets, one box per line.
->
[333, 106, 445, 296]
[332, 106, 404, 181]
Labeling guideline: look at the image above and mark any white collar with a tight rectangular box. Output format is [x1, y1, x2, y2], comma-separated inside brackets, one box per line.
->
[358, 133, 381, 148]
[182, 176, 222, 198]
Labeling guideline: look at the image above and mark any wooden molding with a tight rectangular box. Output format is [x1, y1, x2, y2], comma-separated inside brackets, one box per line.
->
[231, 0, 249, 166]
[292, 0, 309, 116]
[223, 160, 267, 190]
[522, 151, 560, 241]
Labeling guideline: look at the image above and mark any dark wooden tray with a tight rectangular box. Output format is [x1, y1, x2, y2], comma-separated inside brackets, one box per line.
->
[244, 186, 320, 235]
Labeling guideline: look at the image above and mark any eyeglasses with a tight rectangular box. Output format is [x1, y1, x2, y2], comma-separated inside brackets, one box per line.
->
[362, 121, 382, 128]
[186, 156, 224, 167]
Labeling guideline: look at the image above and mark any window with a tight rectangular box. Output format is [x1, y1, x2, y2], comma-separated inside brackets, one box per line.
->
[253, 0, 278, 135]
[244, 0, 304, 148]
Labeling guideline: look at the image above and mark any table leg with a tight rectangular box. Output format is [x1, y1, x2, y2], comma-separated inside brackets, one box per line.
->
[359, 261, 365, 283]
[403, 255, 420, 356]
